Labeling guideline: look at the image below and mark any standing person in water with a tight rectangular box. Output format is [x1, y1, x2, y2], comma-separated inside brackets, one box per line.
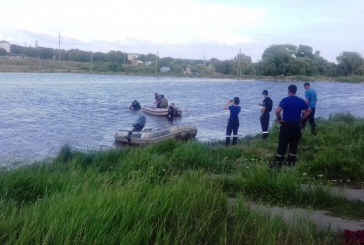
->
[224, 97, 241, 145]
[260, 90, 273, 139]
[168, 103, 177, 122]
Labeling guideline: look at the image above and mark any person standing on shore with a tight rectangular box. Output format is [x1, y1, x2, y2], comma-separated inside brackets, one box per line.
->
[274, 85, 311, 167]
[302, 82, 317, 135]
[224, 97, 241, 145]
[260, 90, 273, 139]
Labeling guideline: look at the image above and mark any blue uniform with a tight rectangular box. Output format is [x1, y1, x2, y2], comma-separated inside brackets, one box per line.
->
[279, 96, 308, 123]
[275, 95, 308, 166]
[226, 105, 241, 145]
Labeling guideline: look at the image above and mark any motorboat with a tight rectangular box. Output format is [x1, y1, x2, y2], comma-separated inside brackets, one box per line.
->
[115, 116, 197, 145]
[142, 106, 182, 117]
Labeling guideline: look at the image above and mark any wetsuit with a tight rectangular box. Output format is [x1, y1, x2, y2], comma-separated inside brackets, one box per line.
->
[168, 106, 176, 121]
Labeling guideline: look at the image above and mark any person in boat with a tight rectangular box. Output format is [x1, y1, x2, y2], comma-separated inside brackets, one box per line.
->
[159, 95, 168, 108]
[155, 93, 162, 108]
[168, 103, 177, 121]
[259, 90, 273, 139]
[224, 97, 241, 146]
[129, 100, 141, 110]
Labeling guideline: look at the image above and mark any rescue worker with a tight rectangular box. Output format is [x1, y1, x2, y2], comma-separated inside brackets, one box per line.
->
[274, 84, 311, 167]
[168, 103, 177, 121]
[224, 97, 241, 145]
[260, 90, 273, 139]
[155, 93, 162, 108]
[129, 100, 141, 110]
[159, 95, 168, 108]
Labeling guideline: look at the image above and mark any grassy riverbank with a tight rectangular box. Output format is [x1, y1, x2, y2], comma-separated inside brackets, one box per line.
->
[0, 113, 363, 244]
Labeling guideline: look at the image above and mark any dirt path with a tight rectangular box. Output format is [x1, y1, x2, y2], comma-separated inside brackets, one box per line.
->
[229, 186, 364, 232]
[235, 200, 364, 231]
[301, 184, 364, 202]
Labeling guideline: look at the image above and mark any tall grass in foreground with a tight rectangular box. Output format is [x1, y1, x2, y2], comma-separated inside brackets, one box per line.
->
[0, 113, 363, 243]
[0, 173, 339, 244]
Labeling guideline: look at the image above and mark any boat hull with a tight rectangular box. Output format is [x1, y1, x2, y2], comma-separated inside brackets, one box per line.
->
[142, 106, 182, 117]
[115, 125, 197, 145]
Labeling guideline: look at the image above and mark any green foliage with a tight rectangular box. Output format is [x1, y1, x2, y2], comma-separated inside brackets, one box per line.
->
[1, 114, 364, 243]
[298, 113, 364, 181]
[0, 48, 7, 56]
[257, 44, 333, 77]
[336, 51, 364, 76]
[5, 43, 364, 78]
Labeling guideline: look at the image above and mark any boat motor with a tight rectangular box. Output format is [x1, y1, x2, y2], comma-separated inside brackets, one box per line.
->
[132, 116, 146, 131]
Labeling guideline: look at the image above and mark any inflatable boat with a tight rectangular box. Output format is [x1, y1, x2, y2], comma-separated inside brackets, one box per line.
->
[115, 125, 197, 145]
[142, 106, 182, 117]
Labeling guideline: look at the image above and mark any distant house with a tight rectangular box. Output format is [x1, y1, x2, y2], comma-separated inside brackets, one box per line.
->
[128, 53, 144, 65]
[160, 67, 170, 73]
[128, 53, 139, 62]
[133, 60, 144, 65]
[0, 40, 11, 53]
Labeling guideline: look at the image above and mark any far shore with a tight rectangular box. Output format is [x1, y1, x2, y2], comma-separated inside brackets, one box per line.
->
[1, 57, 363, 83]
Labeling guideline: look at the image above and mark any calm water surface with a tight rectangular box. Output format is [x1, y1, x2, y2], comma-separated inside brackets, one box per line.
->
[1, 73, 363, 166]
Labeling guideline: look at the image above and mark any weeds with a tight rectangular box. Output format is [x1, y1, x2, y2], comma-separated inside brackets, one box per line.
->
[0, 113, 363, 243]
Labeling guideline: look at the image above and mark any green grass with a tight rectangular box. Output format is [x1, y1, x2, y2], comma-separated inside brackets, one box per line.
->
[0, 113, 363, 244]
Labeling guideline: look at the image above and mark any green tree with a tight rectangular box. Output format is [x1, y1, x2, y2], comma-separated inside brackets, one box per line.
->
[258, 44, 297, 76]
[336, 52, 364, 75]
[0, 48, 7, 56]
[93, 52, 107, 62]
[235, 53, 254, 75]
[159, 57, 174, 68]
[39, 47, 55, 59]
[214, 60, 235, 75]
[106, 51, 124, 63]
[296, 44, 313, 59]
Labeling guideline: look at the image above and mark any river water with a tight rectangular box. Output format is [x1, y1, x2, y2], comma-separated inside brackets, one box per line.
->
[1, 73, 363, 165]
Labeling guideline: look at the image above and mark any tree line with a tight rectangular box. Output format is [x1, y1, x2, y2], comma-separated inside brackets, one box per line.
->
[1, 43, 363, 77]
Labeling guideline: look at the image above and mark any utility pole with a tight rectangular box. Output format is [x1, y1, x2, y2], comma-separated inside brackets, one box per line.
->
[203, 53, 206, 66]
[58, 32, 61, 66]
[90, 51, 93, 73]
[237, 48, 241, 77]
[155, 51, 158, 75]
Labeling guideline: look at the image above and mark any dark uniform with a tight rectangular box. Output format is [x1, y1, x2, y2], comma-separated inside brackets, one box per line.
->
[226, 104, 241, 145]
[130, 100, 141, 110]
[168, 104, 177, 121]
[260, 96, 273, 139]
[275, 95, 309, 166]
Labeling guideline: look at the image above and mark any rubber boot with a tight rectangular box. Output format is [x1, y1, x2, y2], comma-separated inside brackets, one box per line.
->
[225, 137, 230, 146]
[274, 155, 284, 168]
[287, 155, 296, 167]
[232, 137, 238, 145]
[311, 127, 317, 136]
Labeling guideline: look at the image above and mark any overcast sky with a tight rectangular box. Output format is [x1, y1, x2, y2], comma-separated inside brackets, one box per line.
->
[1, 0, 363, 62]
